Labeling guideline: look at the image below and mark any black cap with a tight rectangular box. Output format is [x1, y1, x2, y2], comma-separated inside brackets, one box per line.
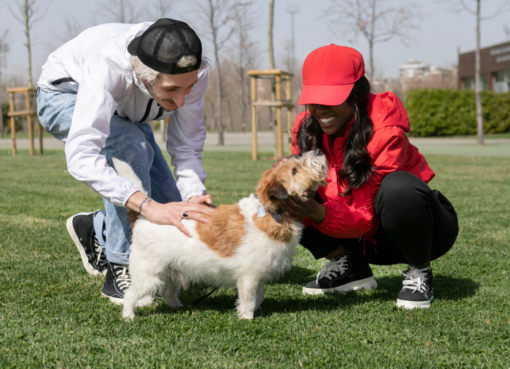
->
[128, 18, 202, 75]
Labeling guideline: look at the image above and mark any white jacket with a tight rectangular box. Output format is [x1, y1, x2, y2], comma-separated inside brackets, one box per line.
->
[38, 22, 208, 206]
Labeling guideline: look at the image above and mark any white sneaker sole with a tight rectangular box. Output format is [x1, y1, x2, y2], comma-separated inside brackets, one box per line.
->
[66, 212, 106, 276]
[396, 296, 433, 309]
[302, 276, 378, 295]
[101, 293, 153, 307]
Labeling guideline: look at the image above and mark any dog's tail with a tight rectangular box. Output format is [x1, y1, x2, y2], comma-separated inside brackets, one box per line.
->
[112, 158, 148, 196]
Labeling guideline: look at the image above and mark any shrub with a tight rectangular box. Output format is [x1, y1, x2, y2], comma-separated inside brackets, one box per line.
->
[405, 89, 510, 136]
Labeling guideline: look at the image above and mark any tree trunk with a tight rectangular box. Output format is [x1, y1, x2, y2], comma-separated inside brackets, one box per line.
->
[228, 100, 234, 131]
[475, 0, 484, 146]
[215, 53, 225, 145]
[368, 0, 376, 81]
[209, 101, 216, 131]
[268, 0, 275, 69]
[210, 2, 224, 146]
[24, 0, 33, 88]
[268, 0, 278, 157]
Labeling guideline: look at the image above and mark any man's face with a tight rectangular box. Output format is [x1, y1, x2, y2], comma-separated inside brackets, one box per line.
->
[143, 70, 199, 112]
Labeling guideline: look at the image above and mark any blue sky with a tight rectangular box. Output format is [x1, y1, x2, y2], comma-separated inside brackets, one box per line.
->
[2, 0, 509, 81]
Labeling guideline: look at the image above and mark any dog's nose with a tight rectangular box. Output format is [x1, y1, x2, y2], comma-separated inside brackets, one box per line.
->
[314, 149, 323, 156]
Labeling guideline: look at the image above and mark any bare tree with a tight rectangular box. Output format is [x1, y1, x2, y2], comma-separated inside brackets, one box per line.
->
[324, 0, 422, 81]
[8, 0, 52, 88]
[97, 0, 143, 24]
[0, 30, 7, 137]
[146, 0, 175, 20]
[192, 0, 235, 146]
[231, 1, 259, 132]
[446, 0, 510, 146]
[0, 29, 9, 83]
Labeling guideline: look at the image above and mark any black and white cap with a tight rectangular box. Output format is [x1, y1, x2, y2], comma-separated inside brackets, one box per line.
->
[128, 18, 202, 75]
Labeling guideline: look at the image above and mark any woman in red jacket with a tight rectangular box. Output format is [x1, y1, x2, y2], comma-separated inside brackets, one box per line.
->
[280, 45, 458, 309]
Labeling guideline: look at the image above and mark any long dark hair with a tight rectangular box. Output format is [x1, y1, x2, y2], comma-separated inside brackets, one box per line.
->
[296, 76, 374, 196]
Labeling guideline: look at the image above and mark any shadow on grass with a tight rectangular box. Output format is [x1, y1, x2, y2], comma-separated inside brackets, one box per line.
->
[143, 273, 479, 318]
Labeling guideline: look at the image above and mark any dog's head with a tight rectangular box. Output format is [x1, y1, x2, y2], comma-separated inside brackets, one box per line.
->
[256, 149, 329, 213]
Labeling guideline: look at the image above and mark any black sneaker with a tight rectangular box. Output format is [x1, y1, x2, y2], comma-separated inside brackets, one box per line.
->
[66, 211, 107, 276]
[101, 262, 152, 306]
[302, 252, 377, 295]
[396, 265, 433, 309]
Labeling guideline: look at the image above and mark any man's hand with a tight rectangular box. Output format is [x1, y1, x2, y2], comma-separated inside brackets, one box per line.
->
[188, 194, 216, 208]
[126, 191, 215, 237]
[281, 190, 326, 224]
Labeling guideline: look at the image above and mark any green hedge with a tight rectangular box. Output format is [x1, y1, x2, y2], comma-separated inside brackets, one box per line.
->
[405, 89, 510, 136]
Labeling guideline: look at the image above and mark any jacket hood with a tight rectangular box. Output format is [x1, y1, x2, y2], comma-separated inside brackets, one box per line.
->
[368, 91, 410, 133]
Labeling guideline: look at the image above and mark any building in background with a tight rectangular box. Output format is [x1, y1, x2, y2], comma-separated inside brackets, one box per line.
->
[397, 60, 457, 94]
[458, 40, 510, 93]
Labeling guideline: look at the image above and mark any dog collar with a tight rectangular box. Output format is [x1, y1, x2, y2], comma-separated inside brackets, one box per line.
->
[257, 205, 283, 223]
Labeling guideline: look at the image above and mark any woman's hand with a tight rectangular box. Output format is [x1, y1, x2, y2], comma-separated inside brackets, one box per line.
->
[126, 191, 215, 237]
[281, 190, 326, 224]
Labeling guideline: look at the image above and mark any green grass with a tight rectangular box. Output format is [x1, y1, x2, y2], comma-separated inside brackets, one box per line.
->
[0, 150, 509, 368]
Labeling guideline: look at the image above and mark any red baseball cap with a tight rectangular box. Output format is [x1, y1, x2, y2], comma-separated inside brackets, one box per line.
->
[299, 44, 365, 106]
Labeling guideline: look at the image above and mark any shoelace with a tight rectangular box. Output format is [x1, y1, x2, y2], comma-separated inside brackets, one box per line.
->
[112, 264, 131, 292]
[93, 236, 107, 270]
[316, 255, 349, 282]
[402, 266, 430, 294]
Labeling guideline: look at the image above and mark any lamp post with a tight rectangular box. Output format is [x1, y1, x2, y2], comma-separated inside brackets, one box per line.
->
[286, 3, 299, 72]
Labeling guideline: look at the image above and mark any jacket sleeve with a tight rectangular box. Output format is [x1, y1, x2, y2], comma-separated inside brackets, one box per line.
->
[65, 56, 139, 207]
[310, 126, 409, 238]
[166, 68, 209, 202]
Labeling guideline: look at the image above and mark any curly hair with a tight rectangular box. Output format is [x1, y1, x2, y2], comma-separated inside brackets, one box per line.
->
[296, 76, 374, 196]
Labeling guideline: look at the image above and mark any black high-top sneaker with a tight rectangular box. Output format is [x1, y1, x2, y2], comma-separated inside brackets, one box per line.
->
[101, 262, 153, 307]
[396, 265, 434, 309]
[66, 211, 107, 276]
[302, 252, 377, 295]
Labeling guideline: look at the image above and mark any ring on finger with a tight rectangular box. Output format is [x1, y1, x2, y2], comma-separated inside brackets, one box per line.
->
[183, 211, 189, 218]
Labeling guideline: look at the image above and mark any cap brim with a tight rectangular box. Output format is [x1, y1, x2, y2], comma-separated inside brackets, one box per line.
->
[127, 36, 141, 56]
[298, 83, 354, 106]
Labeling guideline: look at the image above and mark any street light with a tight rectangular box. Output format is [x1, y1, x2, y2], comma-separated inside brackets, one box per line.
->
[286, 3, 299, 72]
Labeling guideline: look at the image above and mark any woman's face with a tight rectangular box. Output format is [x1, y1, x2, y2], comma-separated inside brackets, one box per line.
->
[308, 101, 353, 138]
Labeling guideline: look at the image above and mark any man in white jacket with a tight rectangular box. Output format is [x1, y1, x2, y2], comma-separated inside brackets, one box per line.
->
[37, 19, 215, 304]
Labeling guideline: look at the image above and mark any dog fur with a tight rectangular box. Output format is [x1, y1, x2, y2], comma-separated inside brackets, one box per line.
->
[113, 150, 328, 320]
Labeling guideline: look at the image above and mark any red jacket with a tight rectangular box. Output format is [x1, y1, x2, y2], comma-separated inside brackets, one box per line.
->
[292, 91, 434, 239]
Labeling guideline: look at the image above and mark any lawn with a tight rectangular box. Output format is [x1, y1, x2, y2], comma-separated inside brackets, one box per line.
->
[0, 150, 509, 368]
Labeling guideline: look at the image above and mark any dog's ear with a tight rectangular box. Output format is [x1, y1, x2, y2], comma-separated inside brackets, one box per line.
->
[267, 180, 288, 201]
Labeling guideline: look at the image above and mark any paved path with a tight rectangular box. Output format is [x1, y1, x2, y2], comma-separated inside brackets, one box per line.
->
[2, 132, 510, 157]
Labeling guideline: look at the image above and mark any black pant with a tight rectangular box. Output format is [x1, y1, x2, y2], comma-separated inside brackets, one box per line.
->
[300, 171, 459, 266]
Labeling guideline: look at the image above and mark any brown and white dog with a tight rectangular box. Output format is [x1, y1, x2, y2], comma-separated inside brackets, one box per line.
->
[113, 150, 328, 320]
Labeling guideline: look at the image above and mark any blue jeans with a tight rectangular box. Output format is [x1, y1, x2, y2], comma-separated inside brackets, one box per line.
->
[37, 88, 182, 265]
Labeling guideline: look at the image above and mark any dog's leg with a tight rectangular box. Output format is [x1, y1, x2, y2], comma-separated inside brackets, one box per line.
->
[122, 267, 161, 320]
[160, 277, 182, 309]
[255, 283, 265, 311]
[236, 276, 259, 320]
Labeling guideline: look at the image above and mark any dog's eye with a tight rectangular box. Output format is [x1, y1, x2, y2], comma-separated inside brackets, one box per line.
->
[292, 167, 298, 176]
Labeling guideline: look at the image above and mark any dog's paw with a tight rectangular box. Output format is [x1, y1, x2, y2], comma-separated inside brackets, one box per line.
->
[136, 295, 154, 307]
[122, 310, 135, 321]
[165, 299, 183, 309]
[238, 312, 254, 320]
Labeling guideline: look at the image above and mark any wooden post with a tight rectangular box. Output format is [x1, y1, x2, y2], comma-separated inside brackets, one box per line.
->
[25, 90, 34, 156]
[38, 119, 43, 155]
[8, 92, 16, 156]
[275, 75, 283, 158]
[251, 77, 258, 160]
[286, 79, 293, 155]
